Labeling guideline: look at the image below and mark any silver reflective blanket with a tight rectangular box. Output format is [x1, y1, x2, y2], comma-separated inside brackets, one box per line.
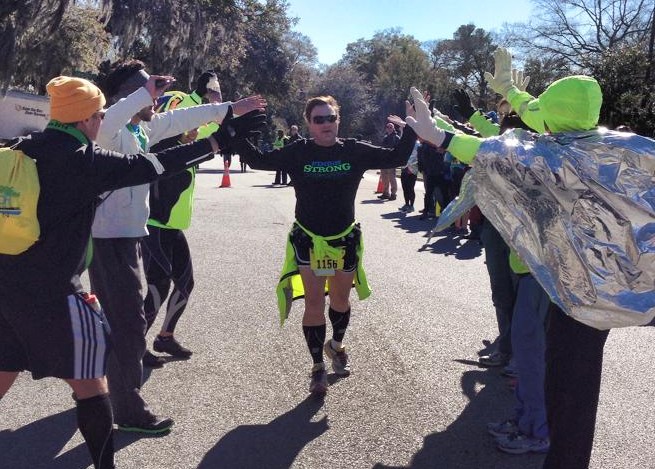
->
[467, 128, 655, 329]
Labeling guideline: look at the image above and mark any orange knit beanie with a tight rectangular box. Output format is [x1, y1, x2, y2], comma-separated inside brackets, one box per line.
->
[46, 76, 106, 123]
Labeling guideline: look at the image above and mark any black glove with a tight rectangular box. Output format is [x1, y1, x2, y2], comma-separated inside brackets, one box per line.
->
[212, 108, 267, 151]
[452, 89, 476, 121]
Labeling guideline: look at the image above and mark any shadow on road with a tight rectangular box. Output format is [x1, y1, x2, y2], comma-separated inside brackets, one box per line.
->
[197, 395, 329, 469]
[372, 368, 544, 469]
[0, 407, 168, 469]
[0, 408, 80, 469]
[379, 211, 433, 235]
[418, 231, 483, 260]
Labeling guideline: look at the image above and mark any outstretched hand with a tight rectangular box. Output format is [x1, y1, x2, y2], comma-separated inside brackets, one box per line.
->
[405, 87, 446, 147]
[145, 75, 176, 99]
[432, 108, 453, 124]
[231, 95, 267, 116]
[388, 115, 406, 128]
[484, 47, 514, 97]
[512, 68, 530, 92]
[213, 108, 267, 151]
[452, 89, 475, 120]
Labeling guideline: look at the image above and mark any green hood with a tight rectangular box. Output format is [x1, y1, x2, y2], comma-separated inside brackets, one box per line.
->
[524, 75, 602, 133]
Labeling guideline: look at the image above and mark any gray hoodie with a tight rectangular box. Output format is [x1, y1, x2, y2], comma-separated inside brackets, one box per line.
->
[92, 87, 230, 238]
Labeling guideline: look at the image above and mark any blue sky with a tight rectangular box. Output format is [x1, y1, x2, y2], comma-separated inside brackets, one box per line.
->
[286, 0, 534, 65]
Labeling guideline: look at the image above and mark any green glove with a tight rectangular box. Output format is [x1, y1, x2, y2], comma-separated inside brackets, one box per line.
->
[484, 47, 514, 97]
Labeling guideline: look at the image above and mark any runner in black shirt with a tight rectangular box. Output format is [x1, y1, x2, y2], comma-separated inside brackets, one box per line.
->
[237, 95, 415, 394]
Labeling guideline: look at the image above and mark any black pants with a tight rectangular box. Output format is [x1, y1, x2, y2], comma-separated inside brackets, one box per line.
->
[142, 227, 194, 334]
[543, 304, 610, 469]
[480, 220, 514, 356]
[400, 170, 417, 206]
[89, 238, 149, 423]
[423, 174, 450, 214]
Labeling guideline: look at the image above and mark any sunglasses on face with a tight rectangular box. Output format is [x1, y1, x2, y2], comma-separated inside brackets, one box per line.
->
[312, 114, 338, 124]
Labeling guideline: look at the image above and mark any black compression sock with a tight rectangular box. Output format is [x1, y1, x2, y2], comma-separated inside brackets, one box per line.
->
[76, 393, 115, 469]
[329, 307, 351, 343]
[302, 324, 326, 364]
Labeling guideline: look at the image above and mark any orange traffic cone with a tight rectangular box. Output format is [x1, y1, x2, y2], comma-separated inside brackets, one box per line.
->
[374, 174, 384, 193]
[219, 159, 231, 188]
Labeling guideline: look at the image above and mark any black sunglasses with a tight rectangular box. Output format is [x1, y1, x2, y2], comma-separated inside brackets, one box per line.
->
[312, 114, 338, 124]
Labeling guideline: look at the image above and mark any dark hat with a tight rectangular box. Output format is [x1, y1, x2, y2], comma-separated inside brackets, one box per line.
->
[195, 70, 220, 97]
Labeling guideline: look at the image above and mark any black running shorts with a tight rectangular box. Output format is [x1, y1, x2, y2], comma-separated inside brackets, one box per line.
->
[0, 293, 111, 380]
[289, 223, 361, 273]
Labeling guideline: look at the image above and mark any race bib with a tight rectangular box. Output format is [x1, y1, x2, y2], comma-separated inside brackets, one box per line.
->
[309, 248, 344, 276]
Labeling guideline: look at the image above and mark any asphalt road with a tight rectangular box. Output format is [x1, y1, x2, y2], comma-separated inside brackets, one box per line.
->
[1, 157, 654, 469]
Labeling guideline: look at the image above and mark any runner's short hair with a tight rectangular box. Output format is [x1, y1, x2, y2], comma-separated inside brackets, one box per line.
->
[304, 96, 340, 123]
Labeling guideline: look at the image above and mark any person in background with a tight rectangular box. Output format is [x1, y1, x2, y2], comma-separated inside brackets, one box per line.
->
[272, 129, 289, 185]
[399, 137, 420, 213]
[378, 122, 400, 201]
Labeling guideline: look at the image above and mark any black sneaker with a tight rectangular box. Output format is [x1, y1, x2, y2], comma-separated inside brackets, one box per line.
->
[143, 350, 166, 368]
[377, 193, 390, 200]
[153, 335, 193, 358]
[388, 194, 397, 201]
[116, 413, 174, 434]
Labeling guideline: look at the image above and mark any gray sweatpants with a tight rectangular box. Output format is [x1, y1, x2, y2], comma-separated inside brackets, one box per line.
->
[89, 237, 151, 424]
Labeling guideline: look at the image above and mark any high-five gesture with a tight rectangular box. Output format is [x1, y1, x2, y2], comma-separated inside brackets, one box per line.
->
[405, 87, 446, 147]
[232, 95, 267, 116]
[484, 47, 514, 97]
[512, 68, 531, 92]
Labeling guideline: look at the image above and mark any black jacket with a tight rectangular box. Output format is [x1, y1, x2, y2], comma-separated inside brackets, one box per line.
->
[0, 126, 214, 309]
[417, 143, 447, 177]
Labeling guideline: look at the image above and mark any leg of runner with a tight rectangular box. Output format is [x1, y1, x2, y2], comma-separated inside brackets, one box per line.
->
[299, 267, 329, 394]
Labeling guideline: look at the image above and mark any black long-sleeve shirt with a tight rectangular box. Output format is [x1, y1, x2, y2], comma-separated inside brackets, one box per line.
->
[237, 127, 416, 235]
[0, 127, 214, 309]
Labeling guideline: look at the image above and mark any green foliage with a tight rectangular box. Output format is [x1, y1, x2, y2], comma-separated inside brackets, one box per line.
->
[3, 1, 654, 137]
[310, 64, 377, 140]
[429, 25, 497, 110]
[589, 44, 655, 134]
[16, 4, 109, 92]
[342, 30, 435, 135]
[0, 0, 72, 91]
[521, 55, 572, 96]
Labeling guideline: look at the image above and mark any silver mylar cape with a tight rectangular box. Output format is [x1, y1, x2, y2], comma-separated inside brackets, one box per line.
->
[435, 128, 655, 330]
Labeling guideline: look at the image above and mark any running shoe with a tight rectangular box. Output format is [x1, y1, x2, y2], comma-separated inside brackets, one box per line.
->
[487, 419, 519, 438]
[478, 351, 510, 367]
[406, 205, 415, 213]
[324, 341, 351, 376]
[116, 412, 174, 434]
[143, 350, 166, 368]
[309, 365, 328, 395]
[153, 335, 193, 358]
[497, 432, 550, 454]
